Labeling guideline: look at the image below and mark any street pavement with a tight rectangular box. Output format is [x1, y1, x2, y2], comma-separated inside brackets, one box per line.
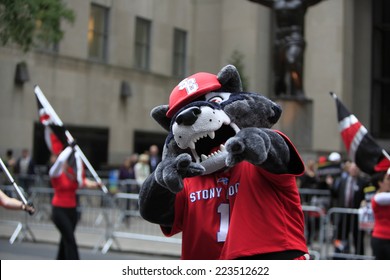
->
[0, 237, 178, 260]
[0, 215, 181, 260]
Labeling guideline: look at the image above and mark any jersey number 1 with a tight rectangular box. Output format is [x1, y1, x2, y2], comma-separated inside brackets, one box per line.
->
[217, 203, 230, 242]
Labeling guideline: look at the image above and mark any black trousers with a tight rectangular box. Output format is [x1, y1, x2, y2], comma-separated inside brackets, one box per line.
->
[371, 236, 390, 260]
[51, 206, 79, 260]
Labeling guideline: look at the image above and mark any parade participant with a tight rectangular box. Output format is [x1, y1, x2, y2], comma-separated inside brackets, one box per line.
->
[49, 144, 100, 260]
[370, 164, 390, 260]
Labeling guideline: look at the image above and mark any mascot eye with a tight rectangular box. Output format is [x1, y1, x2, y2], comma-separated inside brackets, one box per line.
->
[208, 96, 223, 103]
[205, 92, 231, 103]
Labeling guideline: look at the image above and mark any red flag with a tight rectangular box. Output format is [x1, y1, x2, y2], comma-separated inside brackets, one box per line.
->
[36, 95, 67, 155]
[330, 92, 389, 174]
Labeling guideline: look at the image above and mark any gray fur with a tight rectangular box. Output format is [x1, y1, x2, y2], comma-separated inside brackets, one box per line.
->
[217, 64, 243, 92]
[154, 153, 205, 193]
[223, 92, 281, 129]
[139, 64, 294, 226]
[225, 128, 290, 173]
[151, 105, 170, 132]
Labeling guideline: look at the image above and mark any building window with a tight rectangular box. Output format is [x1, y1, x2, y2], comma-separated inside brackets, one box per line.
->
[134, 17, 151, 70]
[172, 28, 187, 78]
[88, 4, 109, 61]
[133, 131, 167, 156]
[371, 0, 390, 138]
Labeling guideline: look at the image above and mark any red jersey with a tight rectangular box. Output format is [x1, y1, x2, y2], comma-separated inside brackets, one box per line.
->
[371, 197, 390, 239]
[162, 133, 307, 259]
[51, 169, 79, 208]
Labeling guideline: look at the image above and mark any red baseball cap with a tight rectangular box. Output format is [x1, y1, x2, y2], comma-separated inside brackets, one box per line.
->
[166, 72, 221, 117]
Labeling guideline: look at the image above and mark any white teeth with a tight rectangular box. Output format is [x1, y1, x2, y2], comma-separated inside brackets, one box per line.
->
[186, 130, 231, 158]
[208, 132, 215, 139]
[192, 149, 200, 164]
[199, 144, 228, 162]
[230, 122, 240, 133]
[190, 131, 216, 147]
[188, 141, 196, 150]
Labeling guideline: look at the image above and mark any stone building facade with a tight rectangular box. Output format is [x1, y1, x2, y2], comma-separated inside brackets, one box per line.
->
[0, 0, 388, 169]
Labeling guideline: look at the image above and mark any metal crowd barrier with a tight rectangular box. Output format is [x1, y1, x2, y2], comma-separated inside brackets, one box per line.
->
[299, 188, 331, 208]
[299, 188, 373, 259]
[324, 207, 374, 260]
[0, 180, 377, 259]
[301, 205, 326, 260]
[94, 192, 181, 254]
[0, 185, 37, 244]
[0, 178, 181, 256]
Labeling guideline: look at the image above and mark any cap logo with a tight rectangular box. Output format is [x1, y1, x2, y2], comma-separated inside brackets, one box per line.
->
[178, 78, 199, 95]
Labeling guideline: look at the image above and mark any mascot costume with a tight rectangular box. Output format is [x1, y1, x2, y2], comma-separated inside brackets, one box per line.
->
[139, 65, 309, 260]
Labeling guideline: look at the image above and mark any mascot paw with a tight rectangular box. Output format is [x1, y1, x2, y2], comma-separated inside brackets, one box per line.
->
[225, 136, 246, 166]
[156, 154, 205, 193]
[225, 128, 270, 167]
[175, 154, 205, 177]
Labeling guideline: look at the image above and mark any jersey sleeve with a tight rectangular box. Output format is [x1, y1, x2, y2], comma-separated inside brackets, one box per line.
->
[275, 130, 305, 176]
[49, 146, 73, 178]
[374, 192, 390, 206]
[258, 167, 299, 189]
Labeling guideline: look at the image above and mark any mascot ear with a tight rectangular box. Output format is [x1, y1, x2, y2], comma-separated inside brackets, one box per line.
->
[217, 64, 243, 92]
[151, 105, 171, 131]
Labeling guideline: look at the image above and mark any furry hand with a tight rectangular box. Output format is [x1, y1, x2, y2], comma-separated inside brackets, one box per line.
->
[225, 128, 271, 167]
[154, 153, 205, 193]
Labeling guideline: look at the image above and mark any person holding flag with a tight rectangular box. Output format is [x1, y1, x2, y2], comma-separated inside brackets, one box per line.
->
[35, 85, 108, 194]
[369, 164, 390, 260]
[49, 142, 101, 260]
[0, 189, 35, 213]
[34, 85, 107, 259]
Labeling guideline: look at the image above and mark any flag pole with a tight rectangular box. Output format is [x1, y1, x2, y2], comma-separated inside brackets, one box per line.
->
[382, 149, 390, 161]
[0, 157, 35, 215]
[34, 85, 108, 194]
[329, 91, 337, 100]
[0, 158, 28, 204]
